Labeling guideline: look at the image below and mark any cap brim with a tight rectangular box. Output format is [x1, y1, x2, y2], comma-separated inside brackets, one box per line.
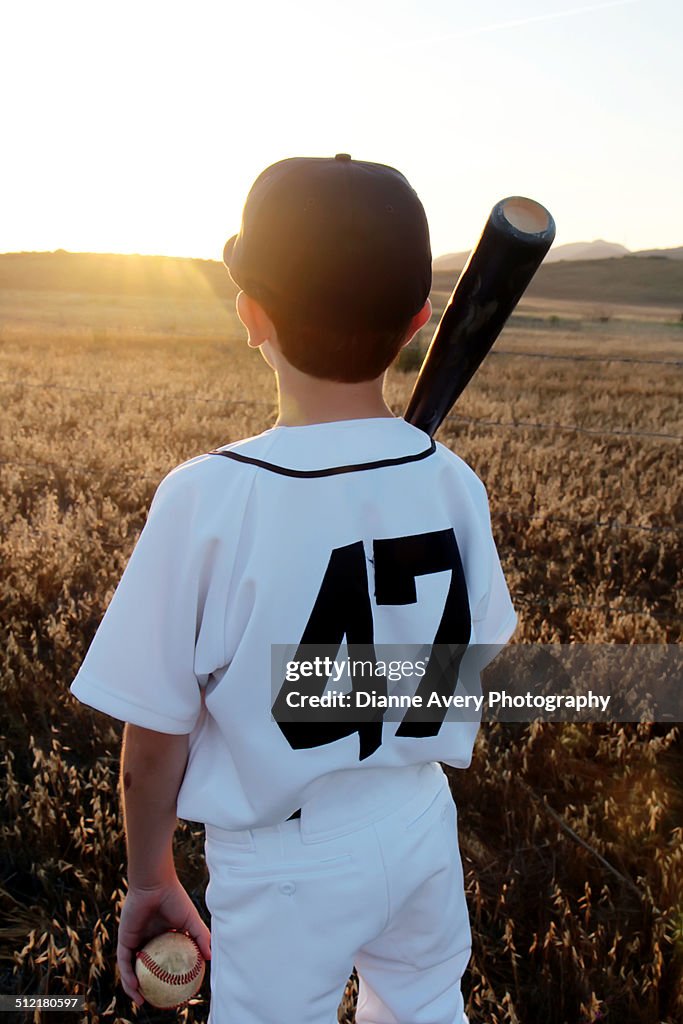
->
[223, 234, 237, 269]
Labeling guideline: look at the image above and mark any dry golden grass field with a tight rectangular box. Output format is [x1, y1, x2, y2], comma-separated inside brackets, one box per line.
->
[1, 253, 682, 1023]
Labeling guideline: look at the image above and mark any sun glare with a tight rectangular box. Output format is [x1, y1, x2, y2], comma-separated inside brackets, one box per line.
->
[0, 0, 680, 258]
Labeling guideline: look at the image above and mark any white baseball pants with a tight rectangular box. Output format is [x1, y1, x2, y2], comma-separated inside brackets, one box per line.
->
[204, 762, 471, 1024]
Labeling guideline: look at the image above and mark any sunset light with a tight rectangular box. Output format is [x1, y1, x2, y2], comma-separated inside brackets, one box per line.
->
[1, 0, 680, 259]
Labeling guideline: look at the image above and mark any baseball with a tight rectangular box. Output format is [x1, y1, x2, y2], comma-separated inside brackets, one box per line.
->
[135, 930, 205, 1009]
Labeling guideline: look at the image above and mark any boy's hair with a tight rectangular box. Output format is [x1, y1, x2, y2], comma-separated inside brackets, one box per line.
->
[223, 154, 431, 382]
[259, 298, 414, 383]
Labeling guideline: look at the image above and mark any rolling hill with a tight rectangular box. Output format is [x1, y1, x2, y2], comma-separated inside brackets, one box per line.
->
[433, 240, 683, 274]
[1, 247, 681, 311]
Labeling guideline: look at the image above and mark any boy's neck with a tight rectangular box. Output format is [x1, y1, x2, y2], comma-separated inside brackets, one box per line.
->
[274, 372, 396, 427]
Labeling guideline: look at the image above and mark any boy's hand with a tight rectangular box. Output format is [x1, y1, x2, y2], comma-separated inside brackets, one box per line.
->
[117, 873, 212, 1007]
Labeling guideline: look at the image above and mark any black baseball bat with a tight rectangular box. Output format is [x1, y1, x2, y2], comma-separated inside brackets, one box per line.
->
[404, 196, 556, 437]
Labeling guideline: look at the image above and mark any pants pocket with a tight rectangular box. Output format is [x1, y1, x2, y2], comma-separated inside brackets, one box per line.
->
[223, 852, 352, 880]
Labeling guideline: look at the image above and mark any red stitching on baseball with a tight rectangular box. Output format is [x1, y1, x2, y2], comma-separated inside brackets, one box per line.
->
[136, 935, 203, 988]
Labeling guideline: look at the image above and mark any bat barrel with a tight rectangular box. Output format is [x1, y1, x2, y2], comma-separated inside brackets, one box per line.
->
[497, 196, 554, 237]
[404, 196, 556, 438]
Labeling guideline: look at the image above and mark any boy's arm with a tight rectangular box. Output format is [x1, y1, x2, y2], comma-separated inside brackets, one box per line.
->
[116, 724, 211, 1008]
[120, 724, 189, 886]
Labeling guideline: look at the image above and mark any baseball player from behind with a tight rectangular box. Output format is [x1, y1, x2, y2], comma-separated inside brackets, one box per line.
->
[70, 154, 517, 1024]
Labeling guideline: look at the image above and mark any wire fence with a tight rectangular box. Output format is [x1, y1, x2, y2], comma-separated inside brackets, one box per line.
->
[491, 349, 683, 367]
[1, 361, 679, 627]
[511, 593, 678, 622]
[441, 411, 681, 441]
[0, 377, 271, 407]
[3, 343, 683, 371]
[0, 454, 680, 537]
[1, 452, 676, 623]
[0, 375, 681, 442]
[498, 510, 680, 536]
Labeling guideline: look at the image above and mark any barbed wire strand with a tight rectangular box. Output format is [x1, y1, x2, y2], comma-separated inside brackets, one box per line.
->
[1, 456, 681, 537]
[512, 593, 678, 622]
[490, 350, 683, 367]
[441, 412, 681, 442]
[499, 510, 681, 536]
[0, 376, 680, 442]
[0, 458, 163, 484]
[0, 377, 273, 407]
[0, 460, 677, 623]
[3, 346, 683, 378]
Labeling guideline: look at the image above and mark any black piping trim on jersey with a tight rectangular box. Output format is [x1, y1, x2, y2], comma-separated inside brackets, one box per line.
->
[206, 440, 436, 478]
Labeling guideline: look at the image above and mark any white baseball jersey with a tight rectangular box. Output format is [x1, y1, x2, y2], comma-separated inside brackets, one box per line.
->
[70, 416, 517, 830]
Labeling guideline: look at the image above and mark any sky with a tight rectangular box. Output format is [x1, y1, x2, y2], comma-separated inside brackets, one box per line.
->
[1, 0, 681, 261]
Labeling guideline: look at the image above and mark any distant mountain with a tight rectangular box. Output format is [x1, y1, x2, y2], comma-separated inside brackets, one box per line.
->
[433, 239, 630, 272]
[432, 240, 683, 272]
[431, 251, 470, 273]
[545, 240, 630, 262]
[431, 252, 683, 308]
[633, 246, 683, 261]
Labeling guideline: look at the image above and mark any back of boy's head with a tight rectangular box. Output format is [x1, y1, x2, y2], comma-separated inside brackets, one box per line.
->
[223, 154, 432, 383]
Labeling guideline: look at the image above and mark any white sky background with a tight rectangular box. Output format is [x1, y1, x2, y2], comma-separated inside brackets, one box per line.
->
[1, 0, 681, 260]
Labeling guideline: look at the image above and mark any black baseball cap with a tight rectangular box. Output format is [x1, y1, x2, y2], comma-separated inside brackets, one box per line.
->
[223, 153, 432, 330]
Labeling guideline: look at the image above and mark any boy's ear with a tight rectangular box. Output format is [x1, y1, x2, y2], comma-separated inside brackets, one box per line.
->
[236, 291, 276, 349]
[400, 298, 432, 349]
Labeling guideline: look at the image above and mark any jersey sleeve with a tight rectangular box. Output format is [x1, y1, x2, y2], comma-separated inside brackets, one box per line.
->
[439, 480, 517, 769]
[470, 478, 518, 650]
[69, 468, 207, 734]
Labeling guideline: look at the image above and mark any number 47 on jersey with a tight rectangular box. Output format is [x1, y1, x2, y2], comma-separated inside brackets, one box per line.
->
[271, 527, 474, 761]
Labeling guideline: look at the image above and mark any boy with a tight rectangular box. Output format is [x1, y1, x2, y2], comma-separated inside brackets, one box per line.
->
[70, 153, 517, 1024]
